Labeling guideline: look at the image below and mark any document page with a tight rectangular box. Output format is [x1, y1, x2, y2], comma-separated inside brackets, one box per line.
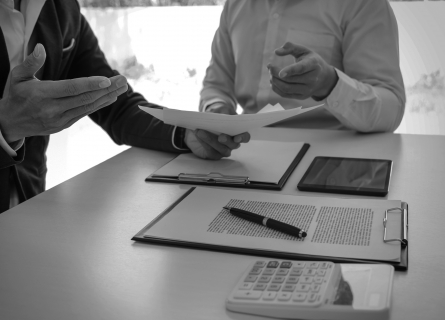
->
[152, 141, 305, 183]
[143, 188, 402, 262]
[139, 104, 322, 136]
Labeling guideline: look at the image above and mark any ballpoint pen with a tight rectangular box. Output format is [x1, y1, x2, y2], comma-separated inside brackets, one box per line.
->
[223, 206, 307, 238]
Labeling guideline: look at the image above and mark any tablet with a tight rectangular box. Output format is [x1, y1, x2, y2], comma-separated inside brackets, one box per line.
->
[297, 157, 392, 196]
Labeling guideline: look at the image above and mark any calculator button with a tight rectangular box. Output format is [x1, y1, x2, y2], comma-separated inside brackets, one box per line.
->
[290, 269, 303, 276]
[320, 262, 329, 269]
[238, 283, 253, 290]
[300, 276, 313, 284]
[282, 284, 296, 292]
[277, 292, 292, 301]
[253, 283, 268, 291]
[267, 284, 281, 291]
[286, 276, 299, 284]
[308, 293, 319, 302]
[293, 262, 306, 268]
[233, 291, 262, 300]
[292, 292, 307, 302]
[314, 277, 323, 284]
[280, 261, 292, 268]
[276, 269, 289, 276]
[296, 284, 311, 292]
[267, 261, 280, 268]
[249, 267, 263, 275]
[303, 269, 316, 276]
[272, 276, 286, 283]
[258, 276, 271, 283]
[316, 270, 326, 276]
[262, 268, 276, 275]
[311, 284, 321, 292]
[262, 292, 277, 300]
[308, 262, 319, 269]
[254, 261, 267, 268]
[245, 275, 258, 282]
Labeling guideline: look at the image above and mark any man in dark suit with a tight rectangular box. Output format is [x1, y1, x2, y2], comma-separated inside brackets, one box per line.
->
[0, 0, 249, 213]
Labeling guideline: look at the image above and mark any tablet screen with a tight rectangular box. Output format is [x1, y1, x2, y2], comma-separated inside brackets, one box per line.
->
[298, 157, 392, 196]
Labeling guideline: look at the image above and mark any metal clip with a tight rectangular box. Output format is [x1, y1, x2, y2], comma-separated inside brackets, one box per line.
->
[178, 172, 249, 184]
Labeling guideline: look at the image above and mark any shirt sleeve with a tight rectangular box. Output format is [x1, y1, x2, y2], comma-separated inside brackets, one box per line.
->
[323, 0, 406, 133]
[199, 1, 237, 113]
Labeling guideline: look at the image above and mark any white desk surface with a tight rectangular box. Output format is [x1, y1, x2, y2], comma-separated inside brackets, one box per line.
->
[1, 128, 444, 320]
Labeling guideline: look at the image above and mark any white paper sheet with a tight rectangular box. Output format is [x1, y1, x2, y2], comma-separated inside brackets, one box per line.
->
[139, 104, 322, 136]
[152, 141, 305, 183]
[143, 188, 402, 262]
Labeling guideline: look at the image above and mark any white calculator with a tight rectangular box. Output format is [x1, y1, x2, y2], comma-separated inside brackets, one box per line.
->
[226, 260, 394, 320]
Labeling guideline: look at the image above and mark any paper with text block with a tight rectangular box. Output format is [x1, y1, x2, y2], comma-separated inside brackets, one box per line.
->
[143, 188, 402, 262]
[139, 104, 322, 136]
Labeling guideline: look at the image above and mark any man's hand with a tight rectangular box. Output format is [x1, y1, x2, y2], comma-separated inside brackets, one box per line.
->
[0, 43, 128, 143]
[205, 102, 236, 115]
[184, 129, 250, 160]
[267, 42, 338, 101]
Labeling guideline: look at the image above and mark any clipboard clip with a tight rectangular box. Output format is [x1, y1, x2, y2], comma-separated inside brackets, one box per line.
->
[383, 207, 408, 247]
[178, 172, 250, 185]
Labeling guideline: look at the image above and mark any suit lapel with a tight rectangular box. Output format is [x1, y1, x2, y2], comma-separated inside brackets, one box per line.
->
[34, 0, 62, 81]
[0, 28, 10, 99]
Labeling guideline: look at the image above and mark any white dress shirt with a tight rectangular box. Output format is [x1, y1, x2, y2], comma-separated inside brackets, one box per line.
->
[200, 0, 406, 132]
[0, 0, 46, 156]
[0, 0, 46, 207]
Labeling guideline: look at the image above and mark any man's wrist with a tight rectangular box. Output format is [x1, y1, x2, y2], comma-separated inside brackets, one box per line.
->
[312, 67, 339, 101]
[173, 126, 189, 150]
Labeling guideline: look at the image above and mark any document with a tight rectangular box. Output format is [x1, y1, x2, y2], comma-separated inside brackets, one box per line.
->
[139, 103, 322, 136]
[142, 188, 402, 262]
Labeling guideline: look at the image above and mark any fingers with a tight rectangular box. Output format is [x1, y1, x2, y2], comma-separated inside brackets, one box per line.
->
[57, 75, 128, 111]
[274, 42, 311, 58]
[279, 57, 319, 78]
[61, 77, 128, 120]
[196, 130, 232, 158]
[11, 43, 46, 81]
[233, 132, 250, 144]
[42, 75, 123, 99]
[271, 81, 311, 100]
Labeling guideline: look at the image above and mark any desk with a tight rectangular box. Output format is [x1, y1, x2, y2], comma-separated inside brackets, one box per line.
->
[0, 128, 444, 320]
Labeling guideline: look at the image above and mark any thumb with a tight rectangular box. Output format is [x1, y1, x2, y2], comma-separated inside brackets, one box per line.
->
[12, 43, 46, 81]
[275, 42, 311, 58]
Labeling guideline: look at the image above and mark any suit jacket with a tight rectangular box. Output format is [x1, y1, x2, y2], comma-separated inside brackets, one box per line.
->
[0, 0, 185, 213]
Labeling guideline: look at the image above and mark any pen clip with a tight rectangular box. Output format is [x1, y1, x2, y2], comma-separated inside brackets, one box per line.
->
[178, 172, 250, 184]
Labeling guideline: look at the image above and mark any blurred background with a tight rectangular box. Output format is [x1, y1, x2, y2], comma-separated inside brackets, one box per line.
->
[46, 0, 445, 188]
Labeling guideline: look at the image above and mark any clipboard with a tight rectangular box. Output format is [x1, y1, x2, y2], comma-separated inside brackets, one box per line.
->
[132, 188, 409, 271]
[145, 142, 310, 190]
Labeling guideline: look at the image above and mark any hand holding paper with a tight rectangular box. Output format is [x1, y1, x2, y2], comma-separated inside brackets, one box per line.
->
[184, 129, 250, 160]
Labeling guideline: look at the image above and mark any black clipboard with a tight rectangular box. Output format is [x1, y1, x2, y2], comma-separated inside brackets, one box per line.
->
[145, 143, 310, 190]
[132, 187, 408, 271]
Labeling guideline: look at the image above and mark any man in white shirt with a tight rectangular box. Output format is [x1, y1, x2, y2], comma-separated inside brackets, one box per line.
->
[200, 0, 406, 132]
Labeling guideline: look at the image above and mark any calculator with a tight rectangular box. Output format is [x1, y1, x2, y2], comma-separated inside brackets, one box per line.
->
[226, 260, 394, 320]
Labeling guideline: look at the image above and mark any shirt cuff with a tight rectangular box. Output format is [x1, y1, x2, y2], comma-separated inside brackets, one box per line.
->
[202, 98, 232, 112]
[0, 129, 23, 157]
[172, 126, 190, 151]
[324, 68, 360, 114]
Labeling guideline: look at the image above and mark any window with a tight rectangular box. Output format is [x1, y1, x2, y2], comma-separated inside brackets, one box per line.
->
[45, 0, 445, 188]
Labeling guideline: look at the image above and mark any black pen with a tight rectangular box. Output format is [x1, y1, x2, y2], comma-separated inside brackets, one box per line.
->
[223, 206, 307, 238]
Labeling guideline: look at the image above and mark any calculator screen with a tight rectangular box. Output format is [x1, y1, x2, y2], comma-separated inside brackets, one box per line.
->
[332, 265, 373, 308]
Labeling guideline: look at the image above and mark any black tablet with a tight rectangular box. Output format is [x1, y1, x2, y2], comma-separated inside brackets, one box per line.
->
[297, 157, 393, 197]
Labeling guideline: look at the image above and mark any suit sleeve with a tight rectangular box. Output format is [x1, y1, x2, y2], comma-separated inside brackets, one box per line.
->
[66, 14, 188, 154]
